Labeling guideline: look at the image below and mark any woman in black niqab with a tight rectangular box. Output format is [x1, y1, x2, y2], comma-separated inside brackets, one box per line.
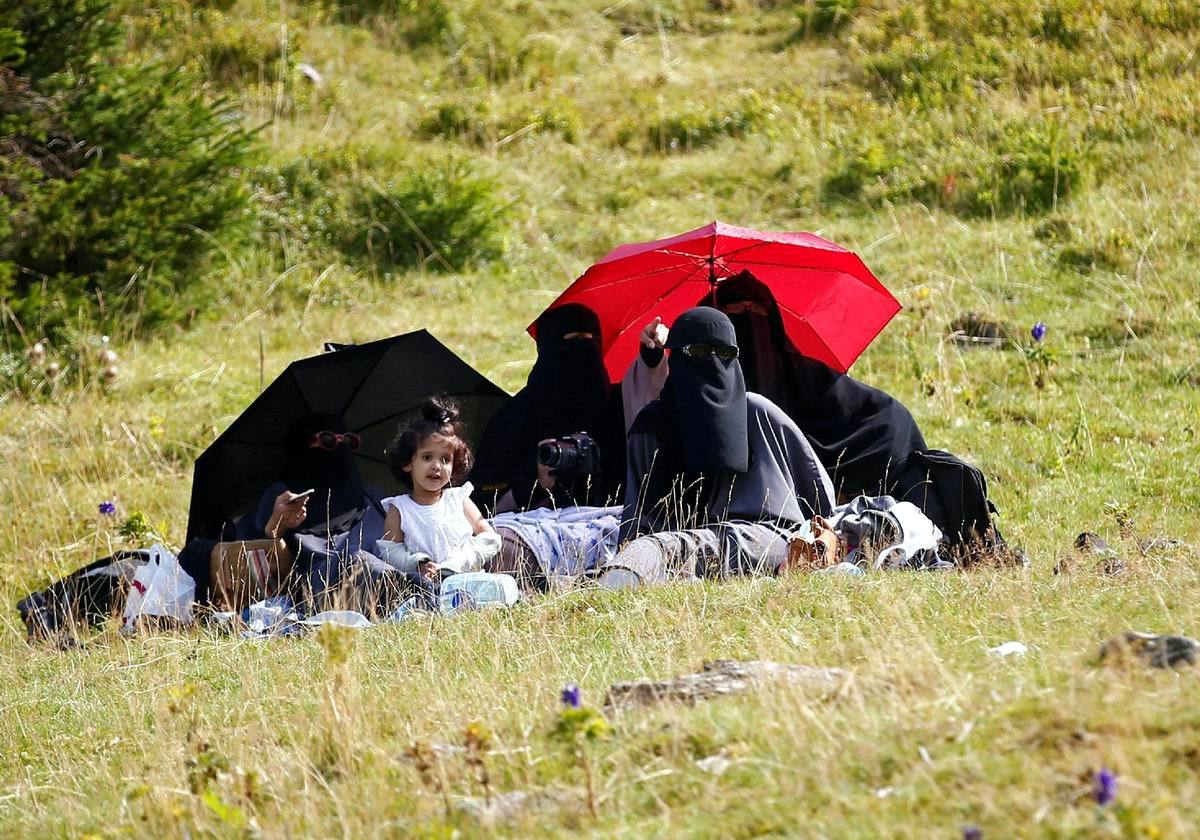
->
[178, 412, 428, 616]
[612, 306, 834, 579]
[630, 306, 748, 529]
[471, 303, 622, 509]
[272, 413, 366, 534]
[713, 271, 927, 500]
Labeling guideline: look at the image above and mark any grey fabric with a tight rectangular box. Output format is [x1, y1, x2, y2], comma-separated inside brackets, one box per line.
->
[598, 521, 791, 588]
[621, 392, 834, 540]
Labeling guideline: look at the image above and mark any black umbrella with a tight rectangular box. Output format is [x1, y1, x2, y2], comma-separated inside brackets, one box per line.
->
[185, 330, 510, 541]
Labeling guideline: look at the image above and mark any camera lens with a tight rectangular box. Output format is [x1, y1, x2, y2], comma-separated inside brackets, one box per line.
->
[537, 442, 561, 467]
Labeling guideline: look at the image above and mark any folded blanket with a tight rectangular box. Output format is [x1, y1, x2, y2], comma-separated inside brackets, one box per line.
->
[490, 505, 622, 576]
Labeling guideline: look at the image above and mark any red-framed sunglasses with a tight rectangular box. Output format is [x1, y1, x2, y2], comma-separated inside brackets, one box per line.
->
[306, 431, 362, 452]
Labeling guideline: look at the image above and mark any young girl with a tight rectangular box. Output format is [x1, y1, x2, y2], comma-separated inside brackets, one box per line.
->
[376, 396, 500, 580]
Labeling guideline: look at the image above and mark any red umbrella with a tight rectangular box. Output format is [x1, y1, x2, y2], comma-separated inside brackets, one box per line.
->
[533, 221, 901, 381]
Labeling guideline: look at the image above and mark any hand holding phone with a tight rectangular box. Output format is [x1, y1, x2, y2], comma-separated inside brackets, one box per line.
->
[287, 488, 315, 504]
[269, 488, 313, 537]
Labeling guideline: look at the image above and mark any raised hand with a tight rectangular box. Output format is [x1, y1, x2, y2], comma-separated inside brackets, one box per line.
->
[267, 489, 310, 537]
[640, 316, 669, 350]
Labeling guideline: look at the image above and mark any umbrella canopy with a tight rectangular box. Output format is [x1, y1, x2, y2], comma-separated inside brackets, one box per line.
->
[186, 330, 509, 541]
[534, 221, 901, 381]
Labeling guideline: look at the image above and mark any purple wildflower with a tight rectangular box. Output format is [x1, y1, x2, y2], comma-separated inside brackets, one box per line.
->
[98, 500, 117, 516]
[1093, 767, 1117, 807]
[560, 683, 582, 708]
[963, 827, 983, 840]
[1031, 321, 1047, 342]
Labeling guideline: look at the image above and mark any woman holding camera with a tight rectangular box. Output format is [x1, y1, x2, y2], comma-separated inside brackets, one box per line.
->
[471, 303, 627, 513]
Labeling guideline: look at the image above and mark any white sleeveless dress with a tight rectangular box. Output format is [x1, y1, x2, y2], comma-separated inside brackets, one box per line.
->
[380, 482, 475, 565]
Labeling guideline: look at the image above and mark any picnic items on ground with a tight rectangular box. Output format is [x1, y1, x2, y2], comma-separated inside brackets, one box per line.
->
[888, 448, 1006, 550]
[439, 572, 520, 610]
[19, 549, 150, 641]
[787, 495, 944, 572]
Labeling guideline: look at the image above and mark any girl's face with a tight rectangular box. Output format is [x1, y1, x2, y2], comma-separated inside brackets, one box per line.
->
[404, 434, 456, 497]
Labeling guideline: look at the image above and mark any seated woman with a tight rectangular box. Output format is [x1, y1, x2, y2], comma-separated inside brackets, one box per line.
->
[471, 303, 626, 513]
[178, 413, 430, 617]
[713, 271, 928, 501]
[597, 307, 835, 589]
[471, 304, 634, 589]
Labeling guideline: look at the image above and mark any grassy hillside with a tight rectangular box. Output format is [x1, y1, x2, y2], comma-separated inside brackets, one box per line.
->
[2, 0, 1199, 835]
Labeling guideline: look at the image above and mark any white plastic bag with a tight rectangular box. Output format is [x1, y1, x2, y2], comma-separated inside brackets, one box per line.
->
[122, 544, 195, 632]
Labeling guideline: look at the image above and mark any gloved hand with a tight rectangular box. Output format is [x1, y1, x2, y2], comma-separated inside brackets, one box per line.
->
[375, 539, 432, 577]
[440, 532, 502, 574]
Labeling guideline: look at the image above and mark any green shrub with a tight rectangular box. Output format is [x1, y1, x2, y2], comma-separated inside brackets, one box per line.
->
[822, 115, 1090, 216]
[344, 159, 510, 271]
[959, 122, 1089, 215]
[197, 12, 301, 87]
[515, 101, 582, 145]
[127, 5, 302, 90]
[253, 153, 346, 257]
[602, 0, 704, 35]
[323, 0, 456, 37]
[637, 93, 777, 153]
[1, 0, 258, 336]
[1037, 215, 1134, 273]
[417, 97, 582, 147]
[256, 148, 511, 273]
[822, 141, 895, 201]
[796, 0, 859, 37]
[850, 0, 1200, 106]
[417, 100, 492, 146]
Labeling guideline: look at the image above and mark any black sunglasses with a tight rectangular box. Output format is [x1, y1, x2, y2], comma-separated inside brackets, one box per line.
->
[307, 431, 362, 452]
[675, 342, 739, 361]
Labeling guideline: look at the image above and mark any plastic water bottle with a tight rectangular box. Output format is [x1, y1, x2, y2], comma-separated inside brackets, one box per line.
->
[439, 573, 519, 611]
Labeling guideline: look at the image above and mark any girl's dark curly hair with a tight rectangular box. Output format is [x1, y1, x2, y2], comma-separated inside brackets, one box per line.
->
[387, 395, 473, 489]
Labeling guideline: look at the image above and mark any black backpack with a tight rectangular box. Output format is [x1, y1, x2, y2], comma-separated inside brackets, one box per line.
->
[16, 550, 146, 642]
[889, 449, 1002, 549]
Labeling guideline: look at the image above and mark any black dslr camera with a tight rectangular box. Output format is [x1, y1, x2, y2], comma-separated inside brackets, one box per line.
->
[537, 432, 599, 475]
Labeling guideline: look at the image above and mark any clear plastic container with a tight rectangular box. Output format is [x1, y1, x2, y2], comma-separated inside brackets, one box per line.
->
[439, 572, 519, 611]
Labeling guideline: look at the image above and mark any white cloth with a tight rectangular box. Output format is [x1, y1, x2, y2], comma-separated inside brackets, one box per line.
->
[379, 483, 500, 574]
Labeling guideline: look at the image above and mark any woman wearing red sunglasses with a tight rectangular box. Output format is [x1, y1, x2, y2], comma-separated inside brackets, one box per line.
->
[177, 413, 433, 617]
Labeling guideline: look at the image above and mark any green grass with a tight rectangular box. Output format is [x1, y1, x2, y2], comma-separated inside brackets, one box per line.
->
[3, 0, 1200, 835]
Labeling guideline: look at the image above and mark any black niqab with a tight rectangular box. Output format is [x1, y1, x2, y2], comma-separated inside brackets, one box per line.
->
[714, 272, 927, 498]
[629, 307, 749, 529]
[471, 304, 617, 500]
[279, 413, 366, 532]
[661, 307, 749, 473]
